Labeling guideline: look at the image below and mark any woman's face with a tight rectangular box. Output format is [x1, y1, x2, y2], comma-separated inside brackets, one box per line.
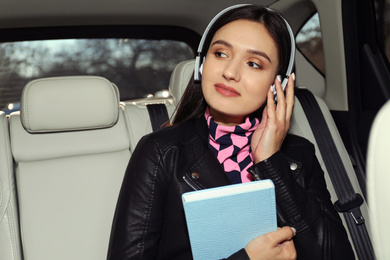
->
[202, 19, 279, 125]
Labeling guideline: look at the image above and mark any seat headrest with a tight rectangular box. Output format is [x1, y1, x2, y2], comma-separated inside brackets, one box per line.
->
[20, 76, 120, 133]
[168, 59, 195, 105]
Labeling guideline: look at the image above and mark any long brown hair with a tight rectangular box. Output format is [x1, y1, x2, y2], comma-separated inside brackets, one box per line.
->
[172, 5, 292, 124]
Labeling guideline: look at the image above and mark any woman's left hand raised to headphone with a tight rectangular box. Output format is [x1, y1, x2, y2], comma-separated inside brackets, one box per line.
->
[251, 73, 295, 163]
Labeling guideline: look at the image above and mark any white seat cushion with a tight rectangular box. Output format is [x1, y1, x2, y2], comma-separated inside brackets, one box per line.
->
[123, 98, 176, 152]
[9, 76, 131, 260]
[0, 112, 22, 260]
[367, 100, 390, 260]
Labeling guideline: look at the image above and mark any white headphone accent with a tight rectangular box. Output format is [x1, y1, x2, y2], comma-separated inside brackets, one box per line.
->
[199, 60, 204, 75]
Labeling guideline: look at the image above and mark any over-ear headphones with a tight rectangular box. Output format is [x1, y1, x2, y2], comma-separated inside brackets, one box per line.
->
[194, 4, 296, 97]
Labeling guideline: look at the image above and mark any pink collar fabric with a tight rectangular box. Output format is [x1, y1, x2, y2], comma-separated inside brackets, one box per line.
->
[205, 107, 260, 183]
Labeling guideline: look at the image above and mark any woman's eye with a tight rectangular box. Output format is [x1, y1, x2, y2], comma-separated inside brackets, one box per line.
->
[215, 51, 228, 58]
[248, 61, 261, 69]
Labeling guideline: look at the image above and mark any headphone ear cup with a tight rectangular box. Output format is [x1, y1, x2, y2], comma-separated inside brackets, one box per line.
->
[194, 56, 205, 81]
[194, 56, 202, 81]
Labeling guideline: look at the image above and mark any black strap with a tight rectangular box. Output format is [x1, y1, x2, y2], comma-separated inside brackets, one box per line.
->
[146, 103, 169, 132]
[295, 89, 375, 260]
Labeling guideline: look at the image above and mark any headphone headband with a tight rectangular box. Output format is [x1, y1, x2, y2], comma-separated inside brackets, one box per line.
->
[194, 4, 296, 88]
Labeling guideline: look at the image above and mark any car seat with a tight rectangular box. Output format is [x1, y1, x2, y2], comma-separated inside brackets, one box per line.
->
[0, 111, 22, 260]
[367, 99, 390, 260]
[7, 76, 131, 260]
[122, 97, 176, 152]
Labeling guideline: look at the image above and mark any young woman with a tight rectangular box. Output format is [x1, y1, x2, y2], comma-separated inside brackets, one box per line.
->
[107, 5, 354, 260]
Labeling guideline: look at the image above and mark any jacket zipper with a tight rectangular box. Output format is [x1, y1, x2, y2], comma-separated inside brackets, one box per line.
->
[248, 168, 261, 181]
[183, 175, 200, 191]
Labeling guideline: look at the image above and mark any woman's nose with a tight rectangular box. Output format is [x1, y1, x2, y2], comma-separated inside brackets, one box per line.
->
[222, 60, 240, 81]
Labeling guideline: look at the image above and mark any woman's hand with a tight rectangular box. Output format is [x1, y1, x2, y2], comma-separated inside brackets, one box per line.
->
[245, 226, 297, 260]
[251, 74, 295, 163]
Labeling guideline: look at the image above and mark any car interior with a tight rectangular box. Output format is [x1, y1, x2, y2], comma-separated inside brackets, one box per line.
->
[0, 0, 389, 259]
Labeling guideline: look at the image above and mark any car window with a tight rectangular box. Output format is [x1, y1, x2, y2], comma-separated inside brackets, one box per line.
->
[0, 38, 194, 114]
[375, 0, 390, 63]
[296, 13, 325, 75]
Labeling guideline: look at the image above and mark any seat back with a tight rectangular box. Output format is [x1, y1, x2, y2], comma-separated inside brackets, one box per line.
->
[0, 111, 22, 260]
[168, 59, 370, 258]
[122, 98, 176, 152]
[8, 76, 131, 260]
[367, 100, 390, 260]
[288, 90, 368, 256]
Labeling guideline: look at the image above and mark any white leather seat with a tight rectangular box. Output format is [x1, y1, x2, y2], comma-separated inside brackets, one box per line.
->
[168, 59, 194, 106]
[123, 98, 176, 152]
[0, 111, 22, 260]
[367, 100, 390, 260]
[288, 91, 369, 255]
[121, 59, 193, 152]
[168, 59, 370, 258]
[8, 76, 131, 260]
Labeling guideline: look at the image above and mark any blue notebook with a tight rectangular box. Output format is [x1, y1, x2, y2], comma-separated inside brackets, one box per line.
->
[182, 179, 277, 260]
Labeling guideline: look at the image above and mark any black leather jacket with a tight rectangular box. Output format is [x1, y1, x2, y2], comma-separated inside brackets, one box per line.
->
[107, 116, 355, 260]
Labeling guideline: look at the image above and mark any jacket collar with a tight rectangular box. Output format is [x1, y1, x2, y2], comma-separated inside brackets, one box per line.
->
[182, 115, 232, 190]
[193, 114, 210, 145]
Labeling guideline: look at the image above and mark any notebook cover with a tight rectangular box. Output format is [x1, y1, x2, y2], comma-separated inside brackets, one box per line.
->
[182, 179, 277, 260]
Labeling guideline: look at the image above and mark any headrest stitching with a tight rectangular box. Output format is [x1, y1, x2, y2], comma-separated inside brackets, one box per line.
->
[24, 86, 30, 129]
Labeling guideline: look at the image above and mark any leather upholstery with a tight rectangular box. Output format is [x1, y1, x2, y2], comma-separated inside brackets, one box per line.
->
[367, 100, 390, 259]
[8, 76, 131, 260]
[20, 76, 119, 133]
[168, 59, 194, 105]
[123, 98, 176, 152]
[0, 112, 22, 260]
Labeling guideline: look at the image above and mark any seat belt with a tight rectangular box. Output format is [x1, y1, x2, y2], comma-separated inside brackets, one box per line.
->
[146, 103, 169, 132]
[295, 88, 375, 260]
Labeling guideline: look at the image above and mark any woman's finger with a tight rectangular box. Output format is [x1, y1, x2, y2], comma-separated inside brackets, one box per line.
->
[285, 73, 295, 126]
[275, 75, 285, 103]
[267, 84, 276, 120]
[274, 75, 287, 120]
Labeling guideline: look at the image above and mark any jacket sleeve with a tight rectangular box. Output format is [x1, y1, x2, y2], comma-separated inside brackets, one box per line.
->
[249, 143, 355, 260]
[107, 135, 167, 260]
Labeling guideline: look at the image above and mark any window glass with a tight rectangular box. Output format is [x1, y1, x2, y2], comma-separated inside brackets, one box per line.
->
[296, 13, 325, 75]
[0, 39, 194, 114]
[374, 0, 390, 63]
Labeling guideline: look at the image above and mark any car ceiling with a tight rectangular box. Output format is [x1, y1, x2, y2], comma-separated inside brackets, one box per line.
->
[0, 0, 278, 34]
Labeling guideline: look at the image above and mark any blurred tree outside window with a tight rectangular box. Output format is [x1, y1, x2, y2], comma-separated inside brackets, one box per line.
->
[296, 13, 325, 75]
[0, 39, 194, 114]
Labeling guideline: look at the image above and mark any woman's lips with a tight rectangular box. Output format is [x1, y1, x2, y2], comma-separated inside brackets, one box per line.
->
[214, 83, 241, 97]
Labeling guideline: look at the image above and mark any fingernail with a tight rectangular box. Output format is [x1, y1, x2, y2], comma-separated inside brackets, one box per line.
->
[277, 75, 282, 83]
[291, 72, 295, 81]
[291, 227, 297, 236]
[270, 84, 275, 92]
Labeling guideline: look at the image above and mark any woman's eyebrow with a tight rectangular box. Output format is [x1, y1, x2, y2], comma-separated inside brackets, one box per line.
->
[211, 40, 232, 48]
[211, 40, 271, 63]
[247, 49, 271, 63]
